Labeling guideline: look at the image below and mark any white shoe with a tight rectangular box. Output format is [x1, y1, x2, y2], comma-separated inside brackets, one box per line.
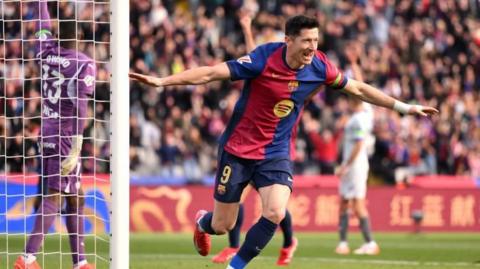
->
[335, 241, 350, 255]
[353, 241, 380, 255]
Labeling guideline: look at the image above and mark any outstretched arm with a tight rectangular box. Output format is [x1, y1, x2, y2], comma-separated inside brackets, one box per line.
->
[129, 62, 231, 88]
[28, 0, 54, 55]
[29, 0, 52, 35]
[239, 11, 256, 53]
[342, 79, 438, 116]
[61, 62, 96, 176]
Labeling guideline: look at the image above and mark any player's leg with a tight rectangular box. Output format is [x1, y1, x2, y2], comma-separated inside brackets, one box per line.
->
[15, 154, 64, 269]
[65, 188, 95, 269]
[228, 183, 291, 269]
[14, 188, 61, 269]
[351, 180, 379, 255]
[276, 209, 298, 265]
[195, 200, 240, 256]
[335, 198, 350, 255]
[212, 185, 252, 263]
[194, 150, 252, 256]
[230, 185, 251, 245]
[279, 209, 293, 248]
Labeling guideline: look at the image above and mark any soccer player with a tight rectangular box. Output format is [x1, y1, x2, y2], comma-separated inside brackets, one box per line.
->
[335, 42, 379, 255]
[14, 1, 96, 269]
[211, 12, 298, 266]
[335, 97, 379, 255]
[130, 15, 438, 269]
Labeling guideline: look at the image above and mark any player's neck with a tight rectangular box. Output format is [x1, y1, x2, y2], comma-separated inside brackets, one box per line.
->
[285, 48, 304, 70]
[60, 41, 76, 50]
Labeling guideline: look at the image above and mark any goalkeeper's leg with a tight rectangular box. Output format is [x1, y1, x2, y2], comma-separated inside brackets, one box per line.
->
[14, 189, 61, 269]
[66, 189, 95, 269]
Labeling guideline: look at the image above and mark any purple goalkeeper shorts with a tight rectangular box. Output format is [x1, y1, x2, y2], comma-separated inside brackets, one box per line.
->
[42, 154, 81, 194]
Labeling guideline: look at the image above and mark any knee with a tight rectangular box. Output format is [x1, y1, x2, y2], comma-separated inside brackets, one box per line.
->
[339, 203, 349, 213]
[353, 205, 367, 218]
[262, 208, 286, 224]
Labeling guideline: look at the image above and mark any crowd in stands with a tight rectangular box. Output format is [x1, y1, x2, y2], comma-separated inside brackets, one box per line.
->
[1, 1, 111, 174]
[1, 1, 479, 185]
[128, 0, 480, 185]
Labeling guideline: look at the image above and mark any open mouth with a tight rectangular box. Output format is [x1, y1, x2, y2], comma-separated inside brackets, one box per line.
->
[302, 51, 314, 60]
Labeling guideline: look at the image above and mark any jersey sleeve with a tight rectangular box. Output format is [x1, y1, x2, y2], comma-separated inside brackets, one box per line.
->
[78, 62, 96, 97]
[30, 1, 55, 55]
[226, 45, 269, 81]
[315, 51, 348, 90]
[350, 116, 367, 141]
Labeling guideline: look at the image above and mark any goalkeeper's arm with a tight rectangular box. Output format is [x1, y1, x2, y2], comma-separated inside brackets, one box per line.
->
[61, 63, 95, 176]
[30, 0, 52, 37]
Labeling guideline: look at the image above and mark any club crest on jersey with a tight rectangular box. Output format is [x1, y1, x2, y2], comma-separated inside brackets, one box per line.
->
[273, 100, 294, 118]
[288, 81, 299, 91]
[237, 55, 252, 64]
[217, 184, 226, 195]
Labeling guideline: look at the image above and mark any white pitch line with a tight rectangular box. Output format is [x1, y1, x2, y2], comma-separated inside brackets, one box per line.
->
[135, 253, 480, 267]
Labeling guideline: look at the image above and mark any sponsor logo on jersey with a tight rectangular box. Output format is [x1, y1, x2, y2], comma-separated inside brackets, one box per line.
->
[273, 99, 294, 118]
[288, 81, 299, 91]
[42, 142, 56, 149]
[237, 55, 252, 64]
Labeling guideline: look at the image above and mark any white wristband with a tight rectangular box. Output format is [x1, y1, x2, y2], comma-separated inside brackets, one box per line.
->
[393, 100, 412, 114]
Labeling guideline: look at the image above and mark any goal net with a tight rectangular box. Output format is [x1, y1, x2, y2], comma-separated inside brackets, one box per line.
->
[0, 1, 128, 268]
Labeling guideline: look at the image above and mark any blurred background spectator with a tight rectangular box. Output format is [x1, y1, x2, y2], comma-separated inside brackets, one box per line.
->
[3, 0, 479, 185]
[2, 1, 110, 174]
[128, 0, 480, 185]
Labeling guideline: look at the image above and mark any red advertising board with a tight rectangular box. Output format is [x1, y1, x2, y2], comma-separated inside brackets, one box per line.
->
[129, 185, 480, 232]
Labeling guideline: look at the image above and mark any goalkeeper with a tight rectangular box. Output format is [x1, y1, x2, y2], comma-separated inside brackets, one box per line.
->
[15, 1, 95, 269]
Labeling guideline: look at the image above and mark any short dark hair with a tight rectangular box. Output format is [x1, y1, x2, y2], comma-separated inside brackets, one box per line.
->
[285, 15, 319, 37]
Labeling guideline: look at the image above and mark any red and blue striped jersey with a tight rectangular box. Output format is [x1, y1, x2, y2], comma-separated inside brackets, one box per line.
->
[223, 42, 348, 160]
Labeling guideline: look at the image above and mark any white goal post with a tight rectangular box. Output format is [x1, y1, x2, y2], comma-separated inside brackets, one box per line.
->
[110, 1, 129, 269]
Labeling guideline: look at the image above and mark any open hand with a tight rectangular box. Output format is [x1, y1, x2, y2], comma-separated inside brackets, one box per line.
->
[239, 11, 252, 30]
[408, 105, 439, 117]
[335, 165, 349, 178]
[129, 72, 163, 87]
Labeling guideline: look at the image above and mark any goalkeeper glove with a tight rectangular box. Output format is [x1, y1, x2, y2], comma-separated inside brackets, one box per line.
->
[61, 135, 83, 176]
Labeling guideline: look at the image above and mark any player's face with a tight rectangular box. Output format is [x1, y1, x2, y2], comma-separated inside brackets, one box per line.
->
[286, 28, 319, 66]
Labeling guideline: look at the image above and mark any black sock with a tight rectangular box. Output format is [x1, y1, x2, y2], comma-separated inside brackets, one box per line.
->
[198, 211, 216, 235]
[235, 216, 278, 265]
[359, 217, 373, 242]
[280, 210, 293, 248]
[228, 204, 244, 248]
[339, 213, 349, 242]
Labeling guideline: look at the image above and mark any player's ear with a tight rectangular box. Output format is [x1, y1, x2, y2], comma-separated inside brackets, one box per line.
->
[285, 35, 293, 45]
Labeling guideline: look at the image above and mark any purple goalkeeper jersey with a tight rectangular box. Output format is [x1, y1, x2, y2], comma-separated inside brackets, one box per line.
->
[39, 46, 95, 154]
[34, 1, 96, 155]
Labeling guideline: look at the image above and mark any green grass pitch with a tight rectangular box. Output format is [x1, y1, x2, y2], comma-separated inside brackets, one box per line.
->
[1, 233, 479, 269]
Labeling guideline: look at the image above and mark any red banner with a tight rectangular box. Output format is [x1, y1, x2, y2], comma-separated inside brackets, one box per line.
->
[129, 186, 480, 232]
